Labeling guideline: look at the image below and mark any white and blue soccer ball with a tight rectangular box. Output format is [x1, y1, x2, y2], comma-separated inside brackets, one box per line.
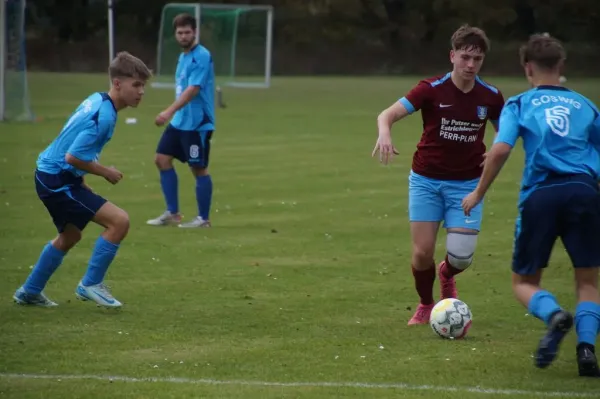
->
[429, 298, 473, 339]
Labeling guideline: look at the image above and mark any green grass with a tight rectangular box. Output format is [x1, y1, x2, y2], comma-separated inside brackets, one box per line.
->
[1, 73, 600, 398]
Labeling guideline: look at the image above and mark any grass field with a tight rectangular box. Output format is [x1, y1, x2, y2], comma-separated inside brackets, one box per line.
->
[1, 73, 600, 399]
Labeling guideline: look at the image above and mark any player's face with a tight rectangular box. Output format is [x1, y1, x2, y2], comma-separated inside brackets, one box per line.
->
[175, 25, 196, 50]
[115, 77, 146, 108]
[450, 48, 485, 80]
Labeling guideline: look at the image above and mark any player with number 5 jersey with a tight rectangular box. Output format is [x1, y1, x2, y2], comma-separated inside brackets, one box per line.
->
[372, 25, 505, 325]
[462, 34, 600, 377]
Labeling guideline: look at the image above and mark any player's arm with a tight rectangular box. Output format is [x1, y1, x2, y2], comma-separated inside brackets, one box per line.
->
[489, 91, 506, 135]
[65, 120, 122, 184]
[373, 82, 430, 163]
[377, 101, 411, 134]
[156, 53, 210, 125]
[463, 102, 520, 215]
[163, 86, 200, 116]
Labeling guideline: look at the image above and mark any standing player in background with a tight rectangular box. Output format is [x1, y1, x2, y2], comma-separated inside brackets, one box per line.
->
[147, 13, 215, 228]
[463, 34, 600, 377]
[13, 52, 152, 308]
[372, 25, 505, 325]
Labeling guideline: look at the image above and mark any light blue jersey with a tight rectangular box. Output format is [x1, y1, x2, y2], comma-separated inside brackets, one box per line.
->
[171, 44, 215, 132]
[37, 92, 117, 177]
[495, 85, 600, 206]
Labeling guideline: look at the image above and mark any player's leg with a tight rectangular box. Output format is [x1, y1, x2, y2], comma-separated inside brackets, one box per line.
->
[147, 125, 183, 226]
[512, 185, 572, 369]
[560, 179, 600, 376]
[439, 178, 481, 299]
[179, 130, 213, 228]
[573, 268, 600, 377]
[14, 174, 85, 306]
[76, 201, 129, 308]
[14, 224, 82, 307]
[407, 171, 444, 325]
[74, 193, 129, 308]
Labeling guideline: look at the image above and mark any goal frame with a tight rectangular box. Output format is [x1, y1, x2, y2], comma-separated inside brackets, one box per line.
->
[0, 0, 34, 121]
[152, 2, 274, 89]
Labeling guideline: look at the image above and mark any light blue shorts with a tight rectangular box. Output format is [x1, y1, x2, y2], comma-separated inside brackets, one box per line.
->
[408, 170, 483, 231]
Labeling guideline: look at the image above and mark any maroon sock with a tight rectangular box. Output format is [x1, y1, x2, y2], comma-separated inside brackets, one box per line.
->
[412, 264, 435, 305]
[441, 255, 466, 278]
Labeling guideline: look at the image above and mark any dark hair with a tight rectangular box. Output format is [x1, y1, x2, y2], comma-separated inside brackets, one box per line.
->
[173, 13, 197, 31]
[451, 24, 490, 53]
[109, 51, 152, 81]
[519, 34, 566, 70]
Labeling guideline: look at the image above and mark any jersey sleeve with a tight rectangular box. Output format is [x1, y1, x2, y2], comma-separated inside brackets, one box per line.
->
[188, 51, 212, 87]
[489, 91, 505, 123]
[591, 112, 600, 147]
[493, 100, 520, 147]
[398, 81, 433, 114]
[67, 120, 107, 162]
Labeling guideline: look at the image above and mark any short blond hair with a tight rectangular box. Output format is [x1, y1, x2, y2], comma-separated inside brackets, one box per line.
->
[109, 51, 152, 81]
[451, 24, 490, 53]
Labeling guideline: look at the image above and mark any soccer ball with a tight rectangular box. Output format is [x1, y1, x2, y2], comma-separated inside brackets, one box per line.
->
[429, 298, 472, 339]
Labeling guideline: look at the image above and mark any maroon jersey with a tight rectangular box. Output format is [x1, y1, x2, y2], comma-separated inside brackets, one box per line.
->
[400, 73, 505, 180]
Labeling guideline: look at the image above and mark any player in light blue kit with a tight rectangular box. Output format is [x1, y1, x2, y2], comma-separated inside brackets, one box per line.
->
[13, 52, 152, 308]
[462, 34, 600, 377]
[147, 13, 216, 228]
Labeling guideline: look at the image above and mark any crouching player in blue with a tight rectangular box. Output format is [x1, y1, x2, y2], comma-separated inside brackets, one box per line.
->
[462, 34, 600, 377]
[13, 52, 152, 308]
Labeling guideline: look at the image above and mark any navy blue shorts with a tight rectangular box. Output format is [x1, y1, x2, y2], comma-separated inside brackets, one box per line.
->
[512, 173, 600, 275]
[156, 124, 212, 167]
[35, 170, 107, 233]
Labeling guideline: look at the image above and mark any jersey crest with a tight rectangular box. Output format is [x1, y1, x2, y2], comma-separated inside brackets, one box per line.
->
[476, 106, 488, 120]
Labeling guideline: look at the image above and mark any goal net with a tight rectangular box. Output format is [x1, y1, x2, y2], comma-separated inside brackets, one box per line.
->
[153, 3, 273, 89]
[0, 0, 34, 121]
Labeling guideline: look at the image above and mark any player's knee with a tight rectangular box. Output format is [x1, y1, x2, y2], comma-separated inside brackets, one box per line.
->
[412, 246, 435, 270]
[106, 209, 130, 241]
[446, 232, 478, 270]
[190, 166, 208, 176]
[155, 154, 173, 170]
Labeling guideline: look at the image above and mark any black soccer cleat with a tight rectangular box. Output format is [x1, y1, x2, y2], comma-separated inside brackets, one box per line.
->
[577, 344, 600, 377]
[534, 310, 574, 369]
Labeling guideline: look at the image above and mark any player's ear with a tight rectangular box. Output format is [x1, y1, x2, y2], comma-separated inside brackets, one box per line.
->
[524, 63, 533, 80]
[450, 49, 455, 63]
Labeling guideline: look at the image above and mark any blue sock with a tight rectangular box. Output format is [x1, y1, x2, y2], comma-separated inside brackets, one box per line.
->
[81, 236, 120, 286]
[528, 290, 562, 326]
[196, 175, 213, 220]
[160, 168, 179, 214]
[576, 302, 600, 346]
[23, 242, 66, 294]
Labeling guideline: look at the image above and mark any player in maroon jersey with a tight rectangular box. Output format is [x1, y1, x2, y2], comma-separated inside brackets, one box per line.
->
[372, 25, 505, 325]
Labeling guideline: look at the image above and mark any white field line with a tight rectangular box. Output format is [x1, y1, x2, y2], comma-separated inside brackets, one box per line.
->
[0, 373, 598, 397]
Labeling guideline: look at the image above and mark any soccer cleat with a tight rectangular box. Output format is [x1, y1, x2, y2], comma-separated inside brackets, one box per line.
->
[13, 287, 58, 307]
[438, 261, 458, 299]
[178, 216, 211, 228]
[534, 310, 573, 368]
[146, 211, 182, 226]
[408, 303, 434, 325]
[75, 281, 122, 308]
[577, 344, 600, 377]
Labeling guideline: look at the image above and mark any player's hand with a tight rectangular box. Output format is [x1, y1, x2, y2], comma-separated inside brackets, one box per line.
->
[372, 133, 399, 165]
[103, 167, 123, 185]
[462, 191, 483, 217]
[155, 110, 173, 126]
[480, 152, 488, 167]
